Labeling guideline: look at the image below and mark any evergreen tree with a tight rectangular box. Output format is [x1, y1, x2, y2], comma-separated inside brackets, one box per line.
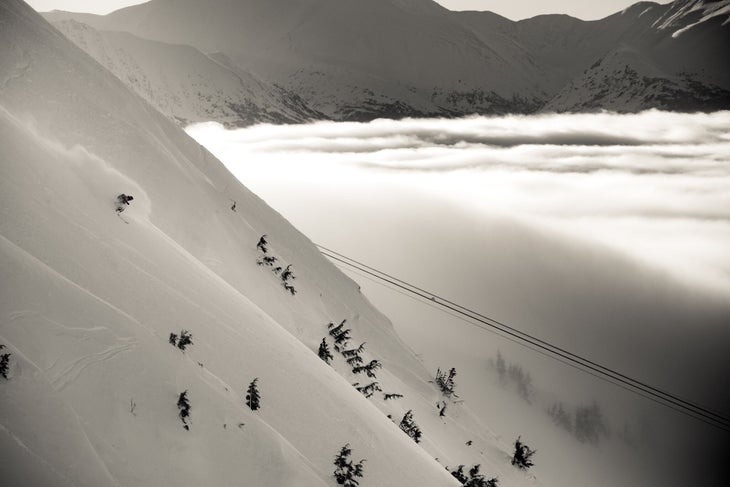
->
[383, 393, 403, 401]
[511, 436, 536, 470]
[328, 320, 351, 351]
[280, 264, 295, 283]
[354, 381, 381, 398]
[177, 390, 191, 430]
[352, 359, 382, 378]
[169, 333, 178, 346]
[0, 350, 11, 380]
[399, 410, 422, 443]
[246, 378, 261, 411]
[451, 465, 468, 483]
[177, 330, 193, 351]
[283, 283, 297, 295]
[256, 235, 269, 253]
[318, 338, 334, 364]
[333, 443, 365, 486]
[435, 367, 458, 398]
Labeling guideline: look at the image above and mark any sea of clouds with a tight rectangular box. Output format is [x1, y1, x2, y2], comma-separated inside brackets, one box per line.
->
[189, 110, 730, 487]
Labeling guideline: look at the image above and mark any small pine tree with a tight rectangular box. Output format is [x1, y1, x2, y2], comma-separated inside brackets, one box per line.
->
[438, 401, 447, 417]
[435, 367, 458, 398]
[399, 410, 422, 443]
[346, 355, 364, 367]
[328, 320, 351, 351]
[283, 283, 297, 295]
[383, 393, 403, 401]
[169, 333, 178, 346]
[256, 235, 269, 253]
[0, 351, 11, 379]
[177, 390, 191, 430]
[333, 443, 365, 486]
[177, 330, 193, 351]
[511, 436, 536, 470]
[354, 381, 381, 398]
[352, 359, 382, 378]
[318, 338, 334, 364]
[246, 378, 261, 411]
[280, 264, 295, 283]
[451, 465, 468, 483]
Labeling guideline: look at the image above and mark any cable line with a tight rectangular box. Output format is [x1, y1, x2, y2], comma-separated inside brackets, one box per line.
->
[316, 244, 730, 432]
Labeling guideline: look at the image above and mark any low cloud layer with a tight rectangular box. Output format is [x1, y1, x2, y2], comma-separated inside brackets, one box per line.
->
[189, 110, 730, 487]
[188, 110, 730, 295]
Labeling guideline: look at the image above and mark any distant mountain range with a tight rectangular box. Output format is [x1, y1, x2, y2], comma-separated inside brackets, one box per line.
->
[44, 0, 730, 125]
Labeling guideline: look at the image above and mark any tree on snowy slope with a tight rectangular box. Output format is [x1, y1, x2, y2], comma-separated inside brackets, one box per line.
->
[318, 338, 334, 364]
[399, 410, 422, 443]
[333, 443, 365, 486]
[328, 319, 351, 351]
[177, 390, 191, 430]
[434, 367, 458, 398]
[0, 345, 11, 379]
[511, 436, 536, 470]
[245, 378, 261, 411]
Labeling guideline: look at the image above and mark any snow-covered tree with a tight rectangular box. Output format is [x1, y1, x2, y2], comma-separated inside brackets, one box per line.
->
[511, 436, 536, 470]
[352, 359, 382, 378]
[399, 410, 422, 443]
[169, 333, 178, 346]
[283, 283, 297, 295]
[328, 320, 351, 351]
[280, 264, 295, 283]
[246, 378, 261, 411]
[256, 234, 269, 254]
[435, 367, 458, 398]
[177, 390, 191, 430]
[383, 393, 403, 401]
[354, 381, 381, 398]
[333, 443, 365, 486]
[318, 338, 334, 364]
[177, 330, 193, 351]
[0, 349, 11, 380]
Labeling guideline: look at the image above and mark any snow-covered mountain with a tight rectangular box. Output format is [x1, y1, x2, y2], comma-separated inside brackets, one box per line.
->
[51, 19, 322, 126]
[41, 0, 730, 122]
[0, 1, 543, 486]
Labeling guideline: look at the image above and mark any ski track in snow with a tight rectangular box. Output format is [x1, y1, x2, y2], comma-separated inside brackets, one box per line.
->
[49, 342, 136, 392]
[0, 423, 75, 487]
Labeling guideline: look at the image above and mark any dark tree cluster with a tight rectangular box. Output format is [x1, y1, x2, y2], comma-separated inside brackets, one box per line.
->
[383, 393, 403, 401]
[434, 367, 458, 398]
[548, 400, 609, 444]
[256, 235, 297, 295]
[177, 390, 191, 430]
[399, 410, 422, 443]
[333, 443, 365, 486]
[511, 436, 536, 470]
[353, 381, 381, 398]
[246, 378, 261, 411]
[318, 338, 334, 364]
[451, 464, 498, 487]
[169, 330, 193, 351]
[352, 359, 382, 378]
[494, 351, 533, 403]
[328, 320, 351, 352]
[0, 344, 10, 380]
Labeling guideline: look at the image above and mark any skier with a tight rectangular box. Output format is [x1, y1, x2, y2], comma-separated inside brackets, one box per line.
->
[116, 194, 134, 213]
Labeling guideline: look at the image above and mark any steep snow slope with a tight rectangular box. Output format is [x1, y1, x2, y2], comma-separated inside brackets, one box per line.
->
[0, 1, 541, 486]
[51, 19, 322, 126]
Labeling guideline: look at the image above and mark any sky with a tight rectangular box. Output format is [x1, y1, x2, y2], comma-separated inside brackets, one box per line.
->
[26, 0, 674, 20]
